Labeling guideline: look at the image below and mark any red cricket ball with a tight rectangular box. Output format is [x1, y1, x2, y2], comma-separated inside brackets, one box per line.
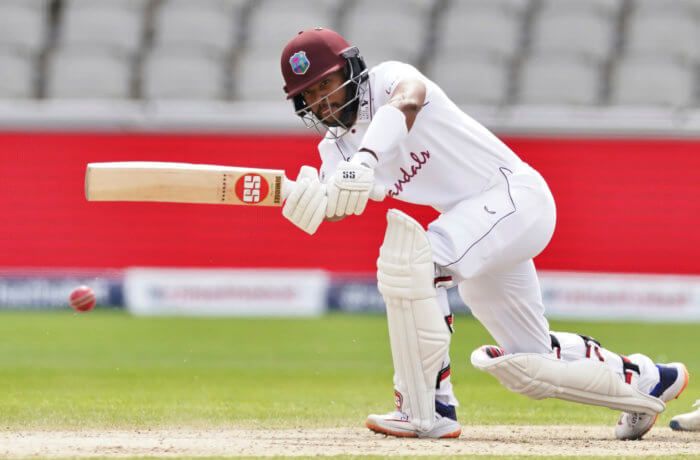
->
[69, 285, 96, 312]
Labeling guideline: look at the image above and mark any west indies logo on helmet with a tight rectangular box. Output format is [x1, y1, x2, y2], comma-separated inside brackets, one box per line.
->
[289, 51, 310, 75]
[281, 28, 368, 139]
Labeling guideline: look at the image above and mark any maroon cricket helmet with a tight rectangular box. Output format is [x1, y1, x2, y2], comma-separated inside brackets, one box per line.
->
[281, 28, 354, 99]
[281, 28, 368, 136]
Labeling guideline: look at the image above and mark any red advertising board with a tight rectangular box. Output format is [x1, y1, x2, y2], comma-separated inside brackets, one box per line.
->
[1, 132, 698, 274]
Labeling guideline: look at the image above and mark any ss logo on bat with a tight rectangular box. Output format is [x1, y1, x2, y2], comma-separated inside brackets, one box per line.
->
[243, 175, 261, 202]
[234, 173, 269, 204]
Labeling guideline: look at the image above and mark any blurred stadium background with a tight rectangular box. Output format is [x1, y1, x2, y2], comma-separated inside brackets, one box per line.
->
[1, 0, 699, 322]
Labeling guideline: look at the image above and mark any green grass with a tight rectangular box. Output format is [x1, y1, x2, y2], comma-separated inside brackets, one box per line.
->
[0, 310, 698, 429]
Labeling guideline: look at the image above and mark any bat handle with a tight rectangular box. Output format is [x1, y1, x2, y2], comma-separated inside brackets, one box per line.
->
[281, 178, 386, 202]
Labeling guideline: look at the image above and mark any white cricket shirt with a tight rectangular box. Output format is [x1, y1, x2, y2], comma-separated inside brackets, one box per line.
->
[318, 61, 524, 212]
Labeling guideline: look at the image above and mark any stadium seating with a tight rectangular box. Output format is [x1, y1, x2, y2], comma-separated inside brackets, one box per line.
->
[517, 54, 602, 106]
[142, 47, 226, 100]
[538, 0, 623, 16]
[436, 1, 524, 60]
[341, 0, 435, 66]
[232, 51, 285, 101]
[449, 0, 530, 15]
[624, 8, 700, 63]
[0, 0, 48, 56]
[0, 0, 698, 109]
[245, 0, 342, 53]
[530, 7, 617, 61]
[162, 0, 249, 12]
[631, 0, 700, 14]
[0, 50, 35, 98]
[609, 57, 695, 107]
[427, 52, 511, 106]
[58, 0, 147, 55]
[153, 0, 245, 56]
[46, 46, 133, 99]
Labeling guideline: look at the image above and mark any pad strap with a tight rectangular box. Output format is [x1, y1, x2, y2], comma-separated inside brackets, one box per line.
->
[550, 334, 561, 359]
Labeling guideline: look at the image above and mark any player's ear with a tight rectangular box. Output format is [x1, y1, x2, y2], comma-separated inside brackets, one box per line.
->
[343, 65, 350, 79]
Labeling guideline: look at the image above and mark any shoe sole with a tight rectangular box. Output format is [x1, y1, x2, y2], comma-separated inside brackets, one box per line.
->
[366, 421, 461, 439]
[623, 363, 690, 440]
[633, 414, 659, 441]
[366, 421, 418, 438]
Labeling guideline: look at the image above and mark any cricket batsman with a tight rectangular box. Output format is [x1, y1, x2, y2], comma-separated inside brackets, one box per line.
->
[279, 28, 689, 440]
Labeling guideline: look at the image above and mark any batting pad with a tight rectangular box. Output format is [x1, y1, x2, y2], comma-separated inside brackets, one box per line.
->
[471, 347, 666, 415]
[378, 210, 451, 432]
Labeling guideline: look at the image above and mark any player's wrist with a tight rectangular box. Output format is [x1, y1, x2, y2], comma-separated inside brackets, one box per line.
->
[359, 104, 408, 159]
[350, 150, 378, 169]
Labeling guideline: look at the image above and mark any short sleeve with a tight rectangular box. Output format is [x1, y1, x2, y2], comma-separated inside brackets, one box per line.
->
[371, 61, 425, 109]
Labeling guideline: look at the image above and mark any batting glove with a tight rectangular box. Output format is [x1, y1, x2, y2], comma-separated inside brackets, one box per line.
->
[282, 166, 327, 235]
[326, 161, 375, 218]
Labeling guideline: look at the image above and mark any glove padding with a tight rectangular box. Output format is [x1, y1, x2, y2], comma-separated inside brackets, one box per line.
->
[326, 162, 374, 218]
[282, 166, 327, 235]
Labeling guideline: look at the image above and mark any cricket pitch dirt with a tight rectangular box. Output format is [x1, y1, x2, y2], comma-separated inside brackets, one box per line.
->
[1, 426, 698, 457]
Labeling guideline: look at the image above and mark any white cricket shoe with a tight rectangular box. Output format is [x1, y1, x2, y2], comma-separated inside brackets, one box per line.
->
[366, 410, 462, 438]
[615, 362, 689, 440]
[670, 400, 700, 432]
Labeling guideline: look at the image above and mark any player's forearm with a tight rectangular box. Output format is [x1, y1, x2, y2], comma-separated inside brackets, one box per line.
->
[354, 106, 407, 168]
[354, 78, 425, 167]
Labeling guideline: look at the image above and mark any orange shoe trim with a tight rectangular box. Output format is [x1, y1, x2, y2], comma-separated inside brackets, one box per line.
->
[637, 415, 659, 440]
[440, 429, 462, 438]
[619, 366, 689, 441]
[365, 422, 462, 439]
[366, 421, 418, 438]
[675, 364, 690, 400]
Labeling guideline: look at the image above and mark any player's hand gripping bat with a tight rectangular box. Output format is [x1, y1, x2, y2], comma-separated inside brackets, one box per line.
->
[85, 162, 385, 206]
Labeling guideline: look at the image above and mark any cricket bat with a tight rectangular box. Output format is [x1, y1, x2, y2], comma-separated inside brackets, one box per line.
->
[85, 162, 385, 206]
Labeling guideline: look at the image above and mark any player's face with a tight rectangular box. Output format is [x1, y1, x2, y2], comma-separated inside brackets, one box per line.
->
[300, 70, 348, 126]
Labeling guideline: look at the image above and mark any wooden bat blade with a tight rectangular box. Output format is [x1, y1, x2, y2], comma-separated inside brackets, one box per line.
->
[85, 162, 287, 206]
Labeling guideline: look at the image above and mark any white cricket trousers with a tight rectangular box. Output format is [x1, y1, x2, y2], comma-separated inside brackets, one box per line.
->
[426, 162, 660, 405]
[428, 162, 556, 353]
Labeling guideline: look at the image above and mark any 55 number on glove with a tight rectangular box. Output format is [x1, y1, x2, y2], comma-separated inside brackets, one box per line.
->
[326, 162, 375, 218]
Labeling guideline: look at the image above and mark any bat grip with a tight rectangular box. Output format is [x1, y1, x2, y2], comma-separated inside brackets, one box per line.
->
[282, 178, 386, 202]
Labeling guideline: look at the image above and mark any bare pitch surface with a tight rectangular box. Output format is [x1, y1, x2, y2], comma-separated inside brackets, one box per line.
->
[0, 312, 698, 458]
[1, 426, 699, 458]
